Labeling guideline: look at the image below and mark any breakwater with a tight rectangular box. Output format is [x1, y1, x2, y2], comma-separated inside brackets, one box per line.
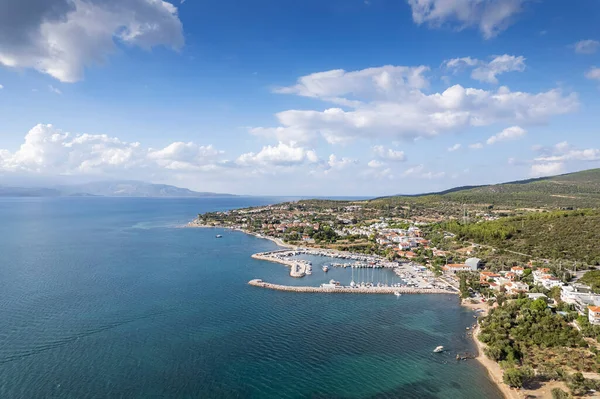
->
[248, 279, 458, 295]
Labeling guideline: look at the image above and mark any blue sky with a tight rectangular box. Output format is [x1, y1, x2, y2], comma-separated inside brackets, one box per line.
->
[0, 0, 599, 195]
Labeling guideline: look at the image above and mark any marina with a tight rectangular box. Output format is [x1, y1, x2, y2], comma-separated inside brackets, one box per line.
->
[248, 279, 457, 294]
[251, 248, 458, 292]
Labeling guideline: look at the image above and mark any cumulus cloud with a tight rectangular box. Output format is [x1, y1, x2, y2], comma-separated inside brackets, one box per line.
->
[0, 124, 223, 177]
[486, 126, 526, 145]
[530, 162, 564, 177]
[445, 54, 526, 84]
[402, 164, 445, 179]
[407, 0, 530, 39]
[529, 141, 600, 177]
[469, 142, 483, 149]
[256, 65, 577, 146]
[372, 145, 406, 162]
[367, 159, 385, 168]
[236, 142, 319, 169]
[0, 0, 184, 82]
[273, 65, 430, 101]
[448, 143, 461, 152]
[574, 40, 600, 55]
[326, 154, 357, 171]
[585, 67, 600, 81]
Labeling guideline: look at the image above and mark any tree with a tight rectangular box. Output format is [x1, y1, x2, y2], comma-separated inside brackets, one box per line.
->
[551, 388, 571, 399]
[503, 368, 526, 388]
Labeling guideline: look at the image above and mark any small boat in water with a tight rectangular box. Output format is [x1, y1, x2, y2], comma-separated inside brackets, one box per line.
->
[322, 265, 329, 272]
[394, 292, 401, 297]
[215, 234, 223, 238]
[433, 346, 444, 353]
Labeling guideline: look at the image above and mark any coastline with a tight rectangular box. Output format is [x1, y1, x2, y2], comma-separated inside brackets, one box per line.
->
[462, 300, 568, 399]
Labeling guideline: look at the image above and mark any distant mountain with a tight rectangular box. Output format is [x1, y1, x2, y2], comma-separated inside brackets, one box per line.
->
[376, 168, 600, 209]
[0, 181, 235, 198]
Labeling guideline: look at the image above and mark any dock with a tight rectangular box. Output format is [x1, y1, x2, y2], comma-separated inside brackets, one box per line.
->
[248, 279, 458, 295]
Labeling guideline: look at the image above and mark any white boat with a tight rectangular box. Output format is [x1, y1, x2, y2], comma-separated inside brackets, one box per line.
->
[433, 346, 444, 353]
[322, 265, 329, 272]
[394, 292, 401, 297]
[215, 234, 223, 238]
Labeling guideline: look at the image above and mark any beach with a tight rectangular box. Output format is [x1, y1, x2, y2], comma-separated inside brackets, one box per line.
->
[463, 300, 570, 399]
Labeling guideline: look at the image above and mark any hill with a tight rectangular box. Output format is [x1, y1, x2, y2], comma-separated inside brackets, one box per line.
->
[374, 168, 600, 210]
[0, 181, 235, 198]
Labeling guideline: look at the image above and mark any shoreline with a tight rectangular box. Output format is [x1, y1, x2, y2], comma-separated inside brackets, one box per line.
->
[461, 300, 568, 399]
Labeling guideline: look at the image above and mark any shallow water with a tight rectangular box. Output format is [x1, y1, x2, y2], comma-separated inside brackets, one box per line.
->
[0, 197, 502, 398]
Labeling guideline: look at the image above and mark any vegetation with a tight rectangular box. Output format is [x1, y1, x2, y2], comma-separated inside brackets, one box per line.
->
[373, 168, 600, 210]
[479, 298, 600, 395]
[578, 270, 600, 293]
[442, 210, 600, 264]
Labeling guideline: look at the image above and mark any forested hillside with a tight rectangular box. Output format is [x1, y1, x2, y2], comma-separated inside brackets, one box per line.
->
[372, 168, 600, 210]
[441, 210, 600, 264]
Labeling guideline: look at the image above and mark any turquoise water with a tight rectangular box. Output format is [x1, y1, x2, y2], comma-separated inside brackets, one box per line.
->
[0, 197, 502, 398]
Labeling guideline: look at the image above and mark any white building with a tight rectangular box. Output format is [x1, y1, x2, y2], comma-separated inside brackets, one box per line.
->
[589, 306, 600, 325]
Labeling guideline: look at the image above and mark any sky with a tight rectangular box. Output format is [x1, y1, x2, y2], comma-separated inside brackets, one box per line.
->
[0, 0, 599, 196]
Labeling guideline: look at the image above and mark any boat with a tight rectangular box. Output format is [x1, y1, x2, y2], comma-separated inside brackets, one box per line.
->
[322, 265, 329, 272]
[433, 346, 444, 353]
[215, 234, 223, 238]
[394, 292, 401, 297]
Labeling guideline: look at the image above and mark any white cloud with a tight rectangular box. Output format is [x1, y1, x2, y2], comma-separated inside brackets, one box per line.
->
[0, 124, 223, 177]
[574, 40, 600, 55]
[49, 85, 62, 95]
[259, 65, 577, 146]
[402, 164, 445, 179]
[469, 142, 483, 149]
[0, 84, 3, 89]
[326, 154, 357, 171]
[236, 142, 319, 168]
[448, 143, 461, 152]
[273, 65, 430, 101]
[486, 125, 526, 145]
[445, 54, 526, 84]
[585, 67, 600, 81]
[372, 145, 406, 161]
[407, 0, 530, 39]
[0, 0, 184, 82]
[530, 162, 564, 177]
[368, 159, 385, 168]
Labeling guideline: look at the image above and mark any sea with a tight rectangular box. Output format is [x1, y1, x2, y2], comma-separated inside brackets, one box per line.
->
[0, 197, 503, 399]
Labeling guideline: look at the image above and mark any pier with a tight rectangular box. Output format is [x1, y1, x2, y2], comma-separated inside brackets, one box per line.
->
[248, 279, 458, 295]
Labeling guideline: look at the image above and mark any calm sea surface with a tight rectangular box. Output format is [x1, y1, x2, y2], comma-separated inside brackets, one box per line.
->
[0, 197, 502, 399]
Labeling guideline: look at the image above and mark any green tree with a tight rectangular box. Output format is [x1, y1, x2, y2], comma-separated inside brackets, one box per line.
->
[503, 368, 526, 388]
[551, 388, 571, 399]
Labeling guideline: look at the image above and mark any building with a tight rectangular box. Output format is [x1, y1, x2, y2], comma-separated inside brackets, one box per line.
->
[503, 281, 529, 294]
[511, 266, 525, 276]
[527, 293, 548, 300]
[443, 264, 472, 273]
[465, 258, 482, 271]
[589, 306, 600, 325]
[480, 271, 501, 285]
[562, 285, 600, 314]
[533, 268, 563, 289]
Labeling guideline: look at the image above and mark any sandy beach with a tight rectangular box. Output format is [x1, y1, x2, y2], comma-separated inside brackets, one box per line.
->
[463, 300, 569, 399]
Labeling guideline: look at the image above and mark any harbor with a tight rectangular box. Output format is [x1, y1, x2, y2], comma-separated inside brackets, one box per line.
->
[251, 248, 458, 292]
[248, 279, 458, 294]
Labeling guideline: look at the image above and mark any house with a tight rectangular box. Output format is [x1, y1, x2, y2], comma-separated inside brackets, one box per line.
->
[403, 251, 417, 259]
[589, 306, 600, 325]
[443, 264, 472, 273]
[465, 258, 482, 271]
[480, 271, 501, 284]
[562, 285, 600, 314]
[503, 281, 529, 294]
[511, 266, 525, 276]
[533, 268, 562, 289]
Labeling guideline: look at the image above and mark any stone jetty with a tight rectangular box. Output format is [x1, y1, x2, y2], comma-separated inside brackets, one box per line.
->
[251, 253, 309, 277]
[248, 279, 458, 295]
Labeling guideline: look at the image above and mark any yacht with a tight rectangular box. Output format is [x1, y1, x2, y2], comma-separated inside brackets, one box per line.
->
[433, 346, 444, 353]
[215, 234, 223, 238]
[322, 265, 329, 272]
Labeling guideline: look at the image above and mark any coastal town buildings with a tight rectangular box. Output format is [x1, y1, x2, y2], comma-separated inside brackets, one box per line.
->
[589, 306, 600, 325]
